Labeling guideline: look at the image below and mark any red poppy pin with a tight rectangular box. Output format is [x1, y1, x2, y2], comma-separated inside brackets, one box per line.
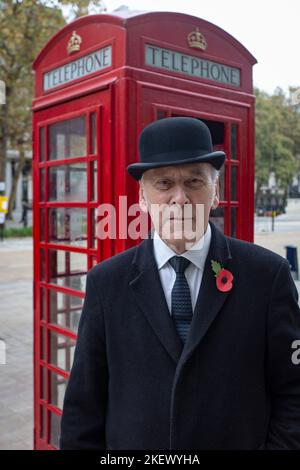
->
[211, 260, 234, 292]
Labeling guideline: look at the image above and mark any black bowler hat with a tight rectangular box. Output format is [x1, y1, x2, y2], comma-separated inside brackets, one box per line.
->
[127, 117, 226, 181]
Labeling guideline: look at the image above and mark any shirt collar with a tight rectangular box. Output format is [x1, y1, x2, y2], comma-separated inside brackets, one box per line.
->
[153, 222, 212, 271]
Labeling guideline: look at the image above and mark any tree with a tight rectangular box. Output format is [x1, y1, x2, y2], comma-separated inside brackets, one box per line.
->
[0, 0, 106, 218]
[255, 87, 299, 203]
[59, 0, 107, 19]
[286, 86, 300, 177]
[0, 0, 66, 216]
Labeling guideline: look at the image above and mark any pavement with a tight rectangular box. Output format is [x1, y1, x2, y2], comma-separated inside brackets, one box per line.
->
[254, 198, 300, 295]
[0, 199, 299, 450]
[0, 237, 33, 449]
[3, 209, 33, 230]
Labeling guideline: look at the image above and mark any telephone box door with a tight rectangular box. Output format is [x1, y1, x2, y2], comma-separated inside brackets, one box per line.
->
[33, 88, 112, 449]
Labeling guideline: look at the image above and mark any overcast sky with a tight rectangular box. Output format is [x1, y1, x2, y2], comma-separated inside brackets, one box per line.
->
[103, 0, 300, 96]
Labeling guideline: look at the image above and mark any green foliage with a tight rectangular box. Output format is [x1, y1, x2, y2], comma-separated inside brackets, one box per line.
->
[255, 86, 300, 194]
[0, 0, 106, 153]
[0, 0, 66, 187]
[0, 0, 105, 213]
[211, 260, 221, 277]
[2, 226, 32, 238]
[58, 0, 107, 20]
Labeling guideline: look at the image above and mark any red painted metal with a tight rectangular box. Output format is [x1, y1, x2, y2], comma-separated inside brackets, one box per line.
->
[32, 11, 256, 449]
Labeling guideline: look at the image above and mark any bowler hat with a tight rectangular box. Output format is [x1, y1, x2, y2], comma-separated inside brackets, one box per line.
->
[127, 117, 226, 181]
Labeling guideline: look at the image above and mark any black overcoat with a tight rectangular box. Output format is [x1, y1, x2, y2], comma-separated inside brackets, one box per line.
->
[60, 222, 300, 450]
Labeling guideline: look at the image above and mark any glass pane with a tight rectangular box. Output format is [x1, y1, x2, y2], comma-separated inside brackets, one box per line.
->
[231, 124, 237, 160]
[91, 209, 98, 248]
[39, 127, 45, 162]
[218, 163, 225, 201]
[50, 371, 68, 410]
[40, 287, 46, 320]
[49, 250, 87, 292]
[231, 165, 238, 201]
[90, 112, 97, 155]
[40, 327, 46, 360]
[91, 160, 98, 201]
[91, 256, 98, 268]
[40, 406, 46, 439]
[231, 207, 237, 238]
[49, 116, 86, 160]
[157, 110, 167, 120]
[209, 206, 225, 233]
[40, 367, 47, 400]
[49, 290, 83, 333]
[40, 250, 46, 281]
[49, 208, 87, 247]
[50, 331, 76, 372]
[40, 209, 45, 242]
[49, 164, 87, 201]
[50, 412, 61, 448]
[40, 168, 45, 201]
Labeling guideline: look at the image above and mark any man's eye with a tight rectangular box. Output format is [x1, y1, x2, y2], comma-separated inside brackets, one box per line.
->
[188, 178, 203, 185]
[156, 180, 171, 188]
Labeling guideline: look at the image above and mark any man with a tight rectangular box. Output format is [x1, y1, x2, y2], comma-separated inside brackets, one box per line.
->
[60, 117, 300, 450]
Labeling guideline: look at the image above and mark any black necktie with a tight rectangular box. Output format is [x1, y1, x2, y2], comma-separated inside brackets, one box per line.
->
[168, 256, 193, 344]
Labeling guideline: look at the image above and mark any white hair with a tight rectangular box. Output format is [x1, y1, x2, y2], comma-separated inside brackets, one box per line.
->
[139, 173, 145, 188]
[211, 167, 219, 183]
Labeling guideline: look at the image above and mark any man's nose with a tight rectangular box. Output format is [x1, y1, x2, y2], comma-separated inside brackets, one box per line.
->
[170, 185, 190, 205]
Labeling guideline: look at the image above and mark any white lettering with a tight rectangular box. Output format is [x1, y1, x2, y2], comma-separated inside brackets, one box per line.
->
[43, 45, 112, 91]
[291, 340, 300, 365]
[145, 44, 240, 87]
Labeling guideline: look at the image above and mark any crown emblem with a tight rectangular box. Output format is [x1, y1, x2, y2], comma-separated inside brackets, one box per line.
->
[67, 31, 82, 54]
[187, 28, 207, 50]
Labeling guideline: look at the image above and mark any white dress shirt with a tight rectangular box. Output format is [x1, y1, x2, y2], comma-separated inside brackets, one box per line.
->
[152, 223, 212, 314]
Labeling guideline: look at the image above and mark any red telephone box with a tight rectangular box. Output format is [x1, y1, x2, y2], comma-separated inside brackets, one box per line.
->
[32, 11, 256, 449]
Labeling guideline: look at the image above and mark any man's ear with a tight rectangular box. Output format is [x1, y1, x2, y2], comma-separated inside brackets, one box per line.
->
[211, 177, 220, 210]
[139, 183, 148, 214]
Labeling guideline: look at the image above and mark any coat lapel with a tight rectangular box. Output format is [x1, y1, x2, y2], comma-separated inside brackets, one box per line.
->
[178, 221, 233, 368]
[129, 232, 184, 364]
[129, 221, 233, 367]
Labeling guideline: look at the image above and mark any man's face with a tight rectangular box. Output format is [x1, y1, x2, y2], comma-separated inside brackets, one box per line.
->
[139, 162, 220, 253]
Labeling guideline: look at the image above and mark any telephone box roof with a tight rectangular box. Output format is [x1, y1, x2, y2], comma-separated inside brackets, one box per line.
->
[33, 11, 257, 69]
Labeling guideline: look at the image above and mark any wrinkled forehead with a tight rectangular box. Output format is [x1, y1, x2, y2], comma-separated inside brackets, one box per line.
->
[143, 162, 212, 181]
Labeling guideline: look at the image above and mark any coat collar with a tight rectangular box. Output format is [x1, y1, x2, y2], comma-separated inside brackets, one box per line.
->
[129, 221, 233, 366]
